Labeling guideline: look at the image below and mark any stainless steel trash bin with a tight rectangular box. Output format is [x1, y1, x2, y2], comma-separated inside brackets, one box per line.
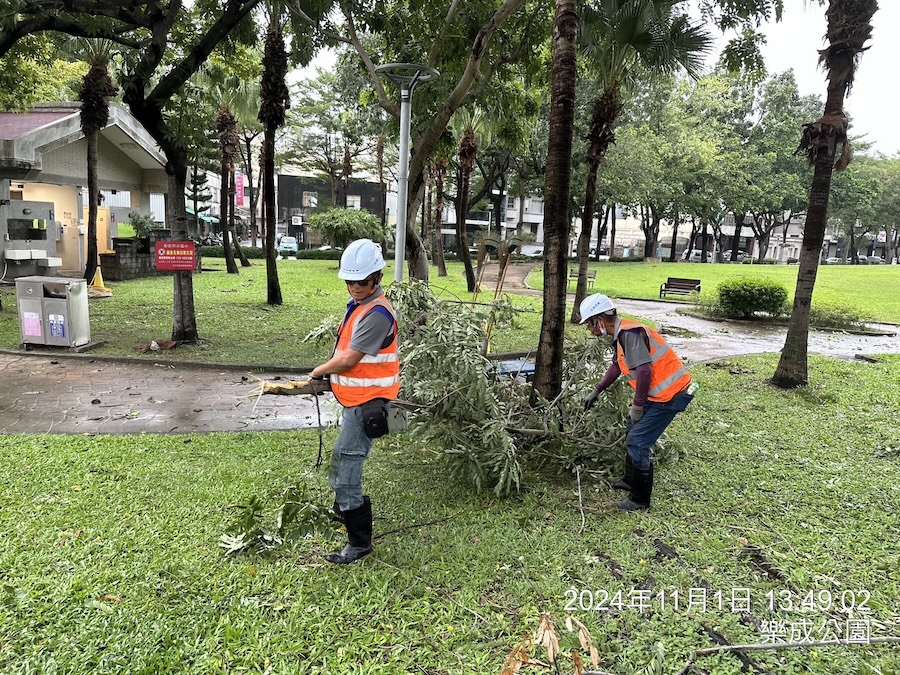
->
[15, 276, 90, 348]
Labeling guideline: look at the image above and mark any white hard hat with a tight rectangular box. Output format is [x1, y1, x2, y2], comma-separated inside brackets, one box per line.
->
[338, 239, 385, 280]
[579, 293, 616, 323]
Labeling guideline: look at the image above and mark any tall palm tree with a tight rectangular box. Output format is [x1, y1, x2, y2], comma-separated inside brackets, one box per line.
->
[195, 66, 259, 270]
[451, 108, 493, 293]
[532, 0, 578, 402]
[570, 0, 711, 322]
[258, 4, 289, 305]
[216, 103, 242, 273]
[75, 40, 118, 285]
[432, 159, 449, 277]
[773, 0, 878, 387]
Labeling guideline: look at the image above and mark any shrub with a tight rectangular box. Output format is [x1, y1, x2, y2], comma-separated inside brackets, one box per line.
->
[809, 302, 874, 330]
[294, 249, 343, 260]
[607, 256, 645, 263]
[127, 211, 157, 238]
[200, 245, 265, 259]
[716, 278, 789, 318]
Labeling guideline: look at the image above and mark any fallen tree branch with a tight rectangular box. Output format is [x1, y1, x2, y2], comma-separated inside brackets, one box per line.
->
[576, 465, 586, 536]
[373, 511, 462, 541]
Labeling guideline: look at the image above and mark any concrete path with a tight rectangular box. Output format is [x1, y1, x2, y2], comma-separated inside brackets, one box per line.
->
[0, 352, 337, 435]
[480, 262, 900, 364]
[1, 261, 896, 435]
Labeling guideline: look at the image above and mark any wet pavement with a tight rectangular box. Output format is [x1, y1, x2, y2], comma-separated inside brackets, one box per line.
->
[491, 263, 900, 364]
[0, 262, 897, 436]
[613, 298, 900, 365]
[0, 352, 338, 435]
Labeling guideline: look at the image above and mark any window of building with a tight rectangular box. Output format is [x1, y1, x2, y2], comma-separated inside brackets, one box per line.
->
[507, 195, 516, 209]
[302, 191, 318, 208]
[347, 195, 361, 210]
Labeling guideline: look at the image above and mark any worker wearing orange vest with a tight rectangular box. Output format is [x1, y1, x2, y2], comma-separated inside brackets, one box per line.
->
[311, 239, 400, 563]
[580, 294, 695, 510]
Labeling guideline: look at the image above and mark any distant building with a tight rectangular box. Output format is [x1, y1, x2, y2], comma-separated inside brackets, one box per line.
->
[0, 103, 167, 278]
[277, 174, 386, 247]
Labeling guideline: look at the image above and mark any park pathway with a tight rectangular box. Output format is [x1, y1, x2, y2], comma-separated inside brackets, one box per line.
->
[0, 262, 896, 435]
[479, 261, 900, 364]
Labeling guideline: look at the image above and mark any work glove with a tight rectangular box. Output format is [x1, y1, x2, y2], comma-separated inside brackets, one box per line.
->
[583, 390, 599, 411]
[628, 404, 645, 424]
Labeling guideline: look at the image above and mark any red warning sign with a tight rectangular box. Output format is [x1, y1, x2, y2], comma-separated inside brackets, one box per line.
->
[155, 241, 197, 271]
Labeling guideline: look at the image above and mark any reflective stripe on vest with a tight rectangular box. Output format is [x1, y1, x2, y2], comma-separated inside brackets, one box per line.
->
[615, 319, 691, 402]
[330, 295, 401, 408]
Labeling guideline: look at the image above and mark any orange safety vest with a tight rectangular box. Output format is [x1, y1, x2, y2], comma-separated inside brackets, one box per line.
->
[614, 319, 692, 403]
[330, 295, 400, 408]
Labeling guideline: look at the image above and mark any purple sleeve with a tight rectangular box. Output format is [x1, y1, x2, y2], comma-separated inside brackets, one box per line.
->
[595, 361, 622, 392]
[632, 363, 651, 407]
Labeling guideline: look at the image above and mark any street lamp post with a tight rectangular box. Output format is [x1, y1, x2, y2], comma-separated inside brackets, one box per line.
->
[375, 63, 439, 282]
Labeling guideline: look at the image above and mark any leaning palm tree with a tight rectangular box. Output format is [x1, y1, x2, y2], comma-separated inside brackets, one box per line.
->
[75, 40, 118, 286]
[258, 4, 289, 305]
[569, 0, 711, 322]
[773, 0, 878, 387]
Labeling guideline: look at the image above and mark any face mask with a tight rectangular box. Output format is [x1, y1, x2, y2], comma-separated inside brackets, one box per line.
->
[598, 324, 607, 337]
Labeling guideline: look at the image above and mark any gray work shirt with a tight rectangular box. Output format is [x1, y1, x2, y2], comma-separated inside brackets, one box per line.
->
[617, 328, 652, 370]
[347, 287, 395, 355]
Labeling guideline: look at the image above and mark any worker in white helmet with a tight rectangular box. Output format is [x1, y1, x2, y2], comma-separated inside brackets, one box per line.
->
[580, 293, 695, 510]
[311, 239, 400, 563]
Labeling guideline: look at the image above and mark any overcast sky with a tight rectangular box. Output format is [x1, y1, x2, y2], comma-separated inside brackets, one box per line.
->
[301, 4, 897, 155]
[755, 2, 899, 156]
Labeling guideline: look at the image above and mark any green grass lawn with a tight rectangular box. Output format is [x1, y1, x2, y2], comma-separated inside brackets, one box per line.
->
[529, 261, 900, 324]
[1, 259, 896, 367]
[1, 354, 898, 673]
[0, 260, 549, 366]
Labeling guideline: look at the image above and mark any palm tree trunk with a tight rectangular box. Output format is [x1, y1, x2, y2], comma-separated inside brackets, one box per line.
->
[84, 131, 100, 284]
[262, 132, 282, 305]
[229, 171, 250, 267]
[570, 153, 599, 323]
[242, 136, 260, 248]
[433, 161, 448, 276]
[773, 0, 877, 387]
[533, 0, 577, 402]
[456, 164, 476, 292]
[221, 159, 239, 274]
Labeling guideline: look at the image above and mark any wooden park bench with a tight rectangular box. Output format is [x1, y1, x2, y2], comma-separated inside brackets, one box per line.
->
[659, 277, 701, 298]
[568, 267, 596, 290]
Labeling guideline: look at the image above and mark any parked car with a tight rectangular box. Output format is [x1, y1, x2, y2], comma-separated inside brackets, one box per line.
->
[278, 236, 299, 257]
[824, 256, 843, 265]
[865, 255, 885, 264]
[520, 245, 544, 258]
[681, 249, 711, 263]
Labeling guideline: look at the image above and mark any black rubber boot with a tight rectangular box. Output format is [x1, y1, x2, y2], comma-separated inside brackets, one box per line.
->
[325, 496, 373, 564]
[330, 500, 345, 524]
[616, 467, 652, 511]
[610, 454, 634, 491]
